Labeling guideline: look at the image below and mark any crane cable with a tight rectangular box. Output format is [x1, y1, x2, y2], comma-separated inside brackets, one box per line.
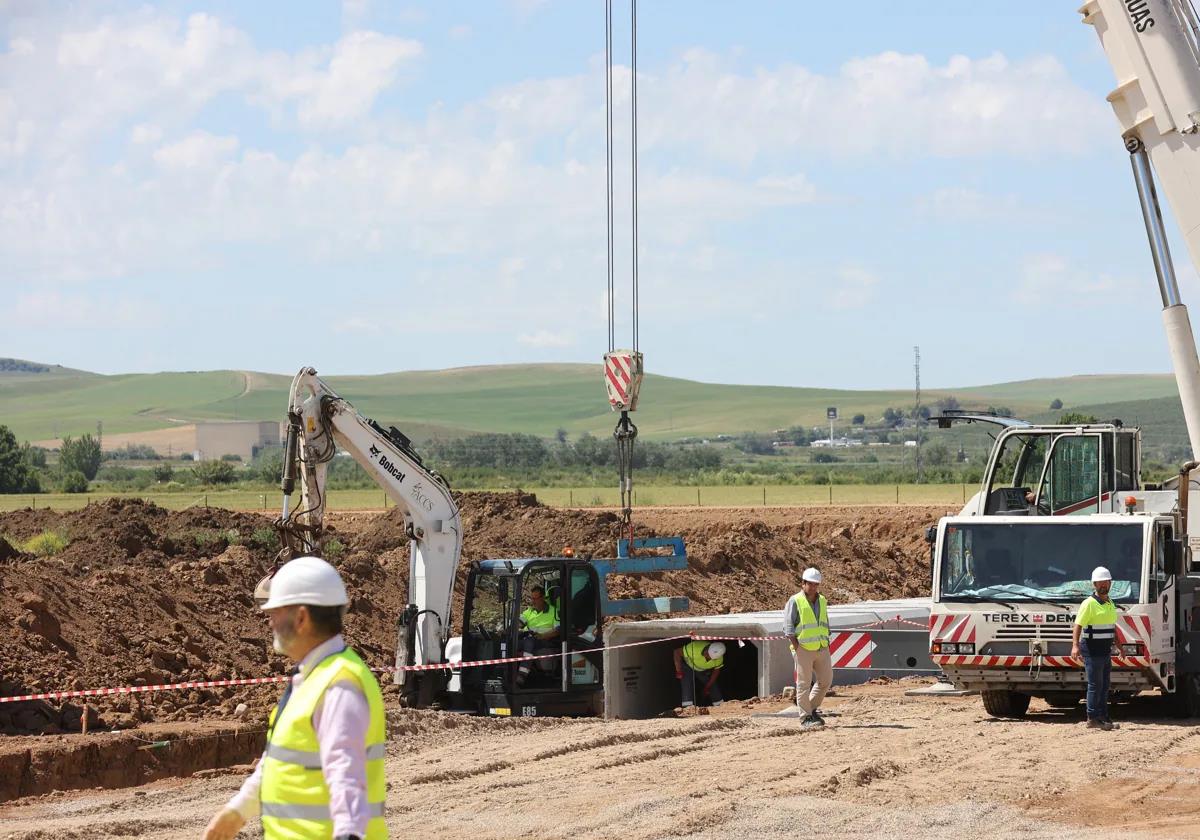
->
[606, 0, 639, 543]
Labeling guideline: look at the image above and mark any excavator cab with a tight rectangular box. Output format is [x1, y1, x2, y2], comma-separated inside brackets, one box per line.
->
[457, 558, 606, 717]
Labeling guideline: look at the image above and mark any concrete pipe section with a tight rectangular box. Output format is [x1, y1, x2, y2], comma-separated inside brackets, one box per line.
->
[603, 597, 934, 719]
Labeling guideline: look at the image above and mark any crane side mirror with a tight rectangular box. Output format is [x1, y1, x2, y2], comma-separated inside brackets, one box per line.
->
[1169, 539, 1185, 577]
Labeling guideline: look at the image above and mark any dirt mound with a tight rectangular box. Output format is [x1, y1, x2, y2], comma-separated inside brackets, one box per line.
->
[0, 494, 941, 739]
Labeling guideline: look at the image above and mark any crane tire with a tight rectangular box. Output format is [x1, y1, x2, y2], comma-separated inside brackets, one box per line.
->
[981, 689, 1031, 718]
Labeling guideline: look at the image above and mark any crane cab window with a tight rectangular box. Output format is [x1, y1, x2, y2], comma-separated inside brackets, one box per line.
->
[984, 434, 1048, 513]
[1037, 434, 1101, 515]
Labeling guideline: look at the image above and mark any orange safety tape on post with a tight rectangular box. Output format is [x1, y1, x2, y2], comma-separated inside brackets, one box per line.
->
[0, 635, 695, 705]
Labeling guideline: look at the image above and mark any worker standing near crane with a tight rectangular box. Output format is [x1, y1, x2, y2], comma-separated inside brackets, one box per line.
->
[786, 568, 832, 728]
[1071, 566, 1120, 732]
[203, 557, 387, 840]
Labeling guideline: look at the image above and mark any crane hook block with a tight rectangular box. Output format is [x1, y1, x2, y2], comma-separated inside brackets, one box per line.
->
[604, 350, 644, 412]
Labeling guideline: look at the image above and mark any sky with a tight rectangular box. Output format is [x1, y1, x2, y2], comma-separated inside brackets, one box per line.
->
[2, 1, 1196, 389]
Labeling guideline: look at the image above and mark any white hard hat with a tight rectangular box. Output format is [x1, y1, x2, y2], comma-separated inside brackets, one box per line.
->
[802, 567, 823, 584]
[1091, 566, 1113, 583]
[707, 642, 726, 658]
[258, 556, 349, 610]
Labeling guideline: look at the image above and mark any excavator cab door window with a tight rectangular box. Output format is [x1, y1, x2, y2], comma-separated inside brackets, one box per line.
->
[515, 563, 564, 689]
[566, 564, 602, 687]
[463, 572, 512, 666]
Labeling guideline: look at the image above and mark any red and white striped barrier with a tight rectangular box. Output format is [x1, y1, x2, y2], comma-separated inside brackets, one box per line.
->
[690, 628, 900, 670]
[931, 653, 1151, 669]
[829, 631, 875, 668]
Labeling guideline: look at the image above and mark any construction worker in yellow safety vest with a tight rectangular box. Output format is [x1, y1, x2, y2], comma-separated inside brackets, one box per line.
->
[785, 567, 832, 729]
[203, 556, 387, 840]
[1072, 565, 1121, 732]
[517, 584, 559, 686]
[673, 640, 725, 708]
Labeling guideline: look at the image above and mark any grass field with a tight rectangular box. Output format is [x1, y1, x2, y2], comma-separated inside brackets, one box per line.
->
[0, 360, 1186, 445]
[0, 484, 974, 513]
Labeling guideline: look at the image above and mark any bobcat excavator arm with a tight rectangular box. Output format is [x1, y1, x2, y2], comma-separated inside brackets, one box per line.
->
[276, 366, 462, 706]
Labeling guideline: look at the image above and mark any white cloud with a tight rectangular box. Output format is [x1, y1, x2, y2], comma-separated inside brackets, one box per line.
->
[0, 3, 1113, 350]
[1015, 253, 1122, 305]
[153, 131, 238, 169]
[642, 49, 1107, 163]
[826, 265, 880, 311]
[13, 290, 161, 327]
[518, 329, 574, 348]
[130, 123, 163, 144]
[333, 316, 384, 335]
[914, 186, 1035, 222]
[289, 31, 423, 128]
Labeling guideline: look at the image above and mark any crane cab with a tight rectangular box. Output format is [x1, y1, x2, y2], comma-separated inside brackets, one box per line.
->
[937, 413, 1143, 516]
[455, 558, 606, 717]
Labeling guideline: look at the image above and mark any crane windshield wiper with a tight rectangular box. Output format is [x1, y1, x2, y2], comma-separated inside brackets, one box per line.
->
[944, 594, 1015, 611]
[990, 588, 1071, 611]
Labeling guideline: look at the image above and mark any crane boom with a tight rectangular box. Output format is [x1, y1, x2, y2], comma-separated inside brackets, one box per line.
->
[277, 366, 462, 705]
[1083, 0, 1200, 458]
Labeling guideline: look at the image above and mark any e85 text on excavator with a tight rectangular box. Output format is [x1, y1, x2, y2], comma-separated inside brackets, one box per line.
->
[267, 367, 686, 717]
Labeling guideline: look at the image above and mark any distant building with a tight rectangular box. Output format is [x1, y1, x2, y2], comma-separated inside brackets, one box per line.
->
[194, 421, 282, 461]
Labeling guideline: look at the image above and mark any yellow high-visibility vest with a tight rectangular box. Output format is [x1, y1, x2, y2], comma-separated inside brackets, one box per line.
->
[793, 593, 829, 651]
[260, 647, 387, 840]
[521, 604, 558, 632]
[681, 641, 723, 671]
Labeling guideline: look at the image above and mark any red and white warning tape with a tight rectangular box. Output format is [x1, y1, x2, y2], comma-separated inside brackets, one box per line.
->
[0, 635, 693, 705]
[0, 675, 290, 705]
[0, 619, 930, 706]
[689, 614, 927, 643]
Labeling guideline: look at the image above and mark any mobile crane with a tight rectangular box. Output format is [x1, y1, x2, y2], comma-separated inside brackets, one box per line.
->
[927, 0, 1200, 718]
[271, 367, 687, 716]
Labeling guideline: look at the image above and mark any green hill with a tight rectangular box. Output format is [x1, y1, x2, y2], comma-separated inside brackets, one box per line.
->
[0, 361, 1189, 447]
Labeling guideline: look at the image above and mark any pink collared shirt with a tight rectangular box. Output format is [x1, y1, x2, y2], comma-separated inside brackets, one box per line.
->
[227, 634, 374, 836]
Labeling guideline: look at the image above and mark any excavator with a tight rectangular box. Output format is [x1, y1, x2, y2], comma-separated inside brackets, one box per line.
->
[927, 0, 1200, 718]
[270, 367, 686, 717]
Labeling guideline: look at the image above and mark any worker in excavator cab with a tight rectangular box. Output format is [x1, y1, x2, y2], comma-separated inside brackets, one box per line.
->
[516, 584, 559, 686]
[673, 640, 725, 708]
[203, 556, 386, 840]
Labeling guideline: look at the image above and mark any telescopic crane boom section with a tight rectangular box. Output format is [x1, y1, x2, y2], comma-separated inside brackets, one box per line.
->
[1083, 0, 1200, 458]
[276, 367, 462, 706]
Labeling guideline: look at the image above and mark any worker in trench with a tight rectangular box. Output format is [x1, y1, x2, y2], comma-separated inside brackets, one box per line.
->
[673, 640, 726, 708]
[786, 567, 832, 728]
[516, 584, 559, 686]
[203, 556, 386, 840]
[1071, 566, 1120, 732]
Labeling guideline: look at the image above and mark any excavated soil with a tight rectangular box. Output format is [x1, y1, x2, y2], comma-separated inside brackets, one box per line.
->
[0, 493, 946, 799]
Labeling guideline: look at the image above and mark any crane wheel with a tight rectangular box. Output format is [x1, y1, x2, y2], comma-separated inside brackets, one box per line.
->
[981, 689, 1031, 718]
[1171, 673, 1200, 719]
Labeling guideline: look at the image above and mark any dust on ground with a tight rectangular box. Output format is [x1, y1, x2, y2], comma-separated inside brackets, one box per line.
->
[3, 681, 1198, 839]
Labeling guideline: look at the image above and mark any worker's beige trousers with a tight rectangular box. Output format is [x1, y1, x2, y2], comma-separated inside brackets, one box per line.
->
[793, 645, 833, 715]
